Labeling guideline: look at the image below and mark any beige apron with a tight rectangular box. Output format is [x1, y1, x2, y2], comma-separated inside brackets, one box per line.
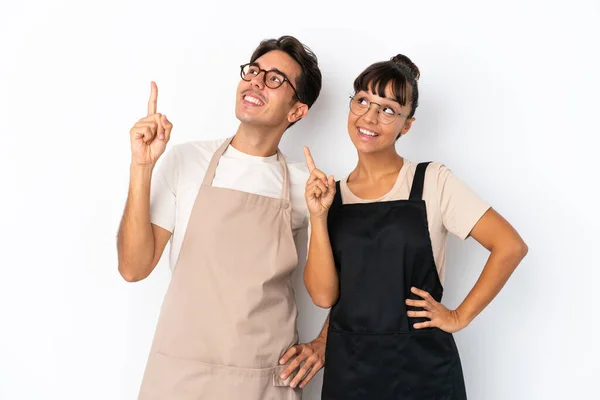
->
[138, 137, 302, 400]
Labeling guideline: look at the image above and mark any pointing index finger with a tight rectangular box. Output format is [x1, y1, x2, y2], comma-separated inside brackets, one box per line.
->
[303, 146, 317, 172]
[147, 81, 158, 116]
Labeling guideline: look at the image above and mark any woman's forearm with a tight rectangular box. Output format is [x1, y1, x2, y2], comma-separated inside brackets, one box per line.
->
[456, 239, 528, 326]
[304, 216, 339, 308]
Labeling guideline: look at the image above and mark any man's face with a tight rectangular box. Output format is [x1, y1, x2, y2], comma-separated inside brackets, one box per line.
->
[235, 50, 302, 129]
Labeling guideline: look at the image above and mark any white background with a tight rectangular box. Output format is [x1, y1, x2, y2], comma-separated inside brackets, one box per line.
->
[1, 0, 599, 399]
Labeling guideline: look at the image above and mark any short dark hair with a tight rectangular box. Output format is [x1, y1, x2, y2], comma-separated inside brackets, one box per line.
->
[353, 54, 420, 119]
[250, 35, 322, 109]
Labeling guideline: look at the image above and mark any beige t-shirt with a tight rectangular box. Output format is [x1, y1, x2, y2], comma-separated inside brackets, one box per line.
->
[339, 160, 490, 283]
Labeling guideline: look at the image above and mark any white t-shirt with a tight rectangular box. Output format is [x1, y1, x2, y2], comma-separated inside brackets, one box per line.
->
[150, 138, 310, 269]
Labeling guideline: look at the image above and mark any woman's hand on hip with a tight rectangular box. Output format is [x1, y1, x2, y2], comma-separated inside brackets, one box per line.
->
[406, 287, 469, 333]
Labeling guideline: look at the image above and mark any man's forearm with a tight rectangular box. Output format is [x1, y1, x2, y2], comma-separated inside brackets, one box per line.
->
[117, 164, 156, 281]
[315, 313, 330, 342]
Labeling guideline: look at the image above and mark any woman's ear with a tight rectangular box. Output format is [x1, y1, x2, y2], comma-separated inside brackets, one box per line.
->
[397, 117, 416, 139]
[402, 117, 416, 135]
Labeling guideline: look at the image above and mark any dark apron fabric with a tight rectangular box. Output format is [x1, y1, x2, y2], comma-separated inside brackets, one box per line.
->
[322, 162, 467, 400]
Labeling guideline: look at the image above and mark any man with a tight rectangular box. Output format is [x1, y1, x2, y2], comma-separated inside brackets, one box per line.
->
[117, 36, 326, 399]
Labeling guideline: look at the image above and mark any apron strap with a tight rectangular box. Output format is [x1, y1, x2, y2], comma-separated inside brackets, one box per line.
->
[333, 181, 342, 206]
[409, 162, 432, 200]
[276, 149, 290, 203]
[202, 137, 234, 187]
[202, 136, 291, 203]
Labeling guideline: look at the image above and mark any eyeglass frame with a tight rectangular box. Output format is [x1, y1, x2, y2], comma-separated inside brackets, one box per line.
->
[348, 95, 408, 125]
[240, 63, 302, 102]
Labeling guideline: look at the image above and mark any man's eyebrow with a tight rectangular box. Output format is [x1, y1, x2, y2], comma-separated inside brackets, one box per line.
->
[270, 68, 290, 77]
[252, 62, 290, 78]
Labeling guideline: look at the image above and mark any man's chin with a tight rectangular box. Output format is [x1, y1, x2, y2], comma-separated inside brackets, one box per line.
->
[236, 108, 259, 123]
[235, 110, 287, 131]
[235, 112, 269, 127]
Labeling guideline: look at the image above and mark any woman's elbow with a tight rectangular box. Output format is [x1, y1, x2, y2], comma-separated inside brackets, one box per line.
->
[499, 238, 529, 266]
[305, 279, 338, 308]
[304, 267, 339, 307]
[512, 237, 529, 260]
[307, 288, 339, 308]
[311, 294, 338, 309]
[518, 240, 529, 259]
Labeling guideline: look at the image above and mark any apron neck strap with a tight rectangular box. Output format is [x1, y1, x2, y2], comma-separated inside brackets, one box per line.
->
[276, 149, 290, 203]
[409, 162, 432, 200]
[333, 181, 342, 206]
[202, 136, 291, 203]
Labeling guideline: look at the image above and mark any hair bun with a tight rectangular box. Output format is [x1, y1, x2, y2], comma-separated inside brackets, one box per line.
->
[391, 54, 420, 81]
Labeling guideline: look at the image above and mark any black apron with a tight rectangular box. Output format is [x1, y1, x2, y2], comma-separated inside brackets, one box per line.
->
[321, 162, 467, 400]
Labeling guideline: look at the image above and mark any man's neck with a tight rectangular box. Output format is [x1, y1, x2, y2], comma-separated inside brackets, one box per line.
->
[231, 124, 284, 157]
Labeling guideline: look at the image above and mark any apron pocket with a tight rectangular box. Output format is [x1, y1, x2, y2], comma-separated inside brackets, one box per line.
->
[139, 352, 301, 400]
[323, 328, 459, 400]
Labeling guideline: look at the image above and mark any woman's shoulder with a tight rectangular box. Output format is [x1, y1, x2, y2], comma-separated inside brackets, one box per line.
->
[403, 160, 451, 180]
[404, 159, 446, 169]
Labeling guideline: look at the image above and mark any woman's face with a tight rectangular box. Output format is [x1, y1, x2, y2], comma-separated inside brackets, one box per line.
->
[347, 83, 414, 155]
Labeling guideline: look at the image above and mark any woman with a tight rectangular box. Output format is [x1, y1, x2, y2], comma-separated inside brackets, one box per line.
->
[303, 55, 528, 399]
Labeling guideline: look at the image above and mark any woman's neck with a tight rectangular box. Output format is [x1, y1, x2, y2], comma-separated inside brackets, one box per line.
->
[349, 149, 404, 183]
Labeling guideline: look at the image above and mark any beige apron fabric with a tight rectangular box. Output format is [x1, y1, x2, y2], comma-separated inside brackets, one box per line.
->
[138, 137, 301, 400]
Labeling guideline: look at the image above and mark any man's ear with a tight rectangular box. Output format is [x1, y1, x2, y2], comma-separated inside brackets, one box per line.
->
[288, 102, 309, 124]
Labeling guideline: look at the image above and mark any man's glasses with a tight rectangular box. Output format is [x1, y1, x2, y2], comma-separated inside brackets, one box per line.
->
[240, 63, 301, 101]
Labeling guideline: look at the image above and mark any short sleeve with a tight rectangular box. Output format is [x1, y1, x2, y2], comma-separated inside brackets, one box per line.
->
[149, 147, 180, 233]
[294, 221, 309, 265]
[434, 164, 491, 240]
[305, 219, 312, 261]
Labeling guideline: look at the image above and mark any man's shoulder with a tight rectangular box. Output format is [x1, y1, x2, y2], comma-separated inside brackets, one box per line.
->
[158, 137, 228, 179]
